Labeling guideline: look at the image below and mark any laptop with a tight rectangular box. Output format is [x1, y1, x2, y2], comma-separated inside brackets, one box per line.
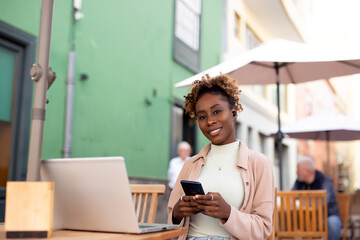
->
[40, 156, 179, 233]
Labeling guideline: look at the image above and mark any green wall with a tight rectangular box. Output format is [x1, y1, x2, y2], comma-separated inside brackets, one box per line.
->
[0, 0, 223, 180]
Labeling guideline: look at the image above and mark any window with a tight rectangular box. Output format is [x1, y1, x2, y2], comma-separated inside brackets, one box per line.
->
[235, 121, 241, 137]
[0, 45, 15, 122]
[259, 133, 266, 153]
[234, 12, 241, 40]
[248, 126, 253, 148]
[270, 84, 287, 113]
[245, 25, 261, 50]
[250, 85, 265, 97]
[245, 26, 265, 97]
[173, 0, 202, 72]
[306, 91, 312, 114]
[275, 142, 289, 189]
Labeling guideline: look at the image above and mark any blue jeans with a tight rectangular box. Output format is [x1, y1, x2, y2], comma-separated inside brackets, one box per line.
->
[186, 237, 230, 240]
[328, 215, 342, 240]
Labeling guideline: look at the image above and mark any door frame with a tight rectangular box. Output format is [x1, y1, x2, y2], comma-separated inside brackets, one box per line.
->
[0, 21, 36, 221]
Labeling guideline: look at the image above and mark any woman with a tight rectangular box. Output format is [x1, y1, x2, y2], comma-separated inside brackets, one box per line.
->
[167, 74, 274, 240]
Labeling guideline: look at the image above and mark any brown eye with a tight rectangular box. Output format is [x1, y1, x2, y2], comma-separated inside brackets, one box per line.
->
[213, 110, 221, 115]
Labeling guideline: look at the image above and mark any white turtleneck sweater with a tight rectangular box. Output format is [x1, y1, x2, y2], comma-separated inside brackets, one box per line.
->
[187, 140, 244, 238]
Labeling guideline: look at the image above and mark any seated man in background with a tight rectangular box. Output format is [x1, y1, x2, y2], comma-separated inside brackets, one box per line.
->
[292, 156, 342, 240]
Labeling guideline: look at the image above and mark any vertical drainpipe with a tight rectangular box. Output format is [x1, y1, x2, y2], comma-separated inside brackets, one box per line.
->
[62, 51, 75, 158]
[63, 0, 83, 158]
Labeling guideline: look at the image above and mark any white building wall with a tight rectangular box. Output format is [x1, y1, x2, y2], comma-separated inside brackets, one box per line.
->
[224, 0, 301, 189]
[236, 89, 298, 190]
[284, 0, 360, 192]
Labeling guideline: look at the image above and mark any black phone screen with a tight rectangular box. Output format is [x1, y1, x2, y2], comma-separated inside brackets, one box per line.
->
[180, 180, 205, 196]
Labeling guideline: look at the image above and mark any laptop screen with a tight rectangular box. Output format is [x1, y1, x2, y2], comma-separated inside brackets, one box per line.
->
[40, 156, 140, 233]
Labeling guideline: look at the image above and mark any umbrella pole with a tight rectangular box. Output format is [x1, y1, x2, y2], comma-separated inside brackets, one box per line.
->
[275, 63, 284, 190]
[26, 0, 55, 181]
[326, 131, 330, 174]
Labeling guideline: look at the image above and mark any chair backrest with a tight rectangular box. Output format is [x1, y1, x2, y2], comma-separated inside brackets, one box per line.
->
[276, 190, 328, 240]
[267, 187, 277, 240]
[130, 184, 165, 223]
[336, 193, 351, 240]
[351, 193, 360, 215]
[350, 193, 360, 239]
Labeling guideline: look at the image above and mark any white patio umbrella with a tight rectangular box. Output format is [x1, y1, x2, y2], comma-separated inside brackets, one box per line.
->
[276, 110, 360, 141]
[175, 38, 360, 189]
[271, 110, 360, 163]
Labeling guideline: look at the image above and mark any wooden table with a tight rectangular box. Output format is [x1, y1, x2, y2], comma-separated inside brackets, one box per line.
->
[0, 223, 186, 240]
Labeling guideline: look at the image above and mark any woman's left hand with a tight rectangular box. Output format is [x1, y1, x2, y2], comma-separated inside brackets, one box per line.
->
[194, 192, 231, 222]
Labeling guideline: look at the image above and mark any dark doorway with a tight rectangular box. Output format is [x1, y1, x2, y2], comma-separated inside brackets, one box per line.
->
[170, 99, 197, 159]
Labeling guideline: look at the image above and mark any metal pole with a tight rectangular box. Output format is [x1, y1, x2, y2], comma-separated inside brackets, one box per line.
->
[326, 131, 330, 173]
[27, 0, 55, 181]
[274, 62, 284, 190]
[63, 51, 76, 158]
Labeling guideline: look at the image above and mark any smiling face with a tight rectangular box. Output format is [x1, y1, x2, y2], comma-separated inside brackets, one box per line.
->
[195, 93, 237, 145]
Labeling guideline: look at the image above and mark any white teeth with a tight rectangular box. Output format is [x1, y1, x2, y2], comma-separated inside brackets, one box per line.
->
[210, 128, 220, 134]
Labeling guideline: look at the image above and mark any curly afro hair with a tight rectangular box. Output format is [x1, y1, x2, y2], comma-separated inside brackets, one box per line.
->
[183, 73, 243, 119]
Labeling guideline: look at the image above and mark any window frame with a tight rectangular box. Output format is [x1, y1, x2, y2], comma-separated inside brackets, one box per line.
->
[173, 0, 202, 73]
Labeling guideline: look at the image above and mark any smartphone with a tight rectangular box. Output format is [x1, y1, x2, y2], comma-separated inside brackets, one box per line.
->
[180, 180, 205, 196]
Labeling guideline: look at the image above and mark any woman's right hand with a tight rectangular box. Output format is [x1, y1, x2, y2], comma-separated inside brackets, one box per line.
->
[172, 195, 202, 224]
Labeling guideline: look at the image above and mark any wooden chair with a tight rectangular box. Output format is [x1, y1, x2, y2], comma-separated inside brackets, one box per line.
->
[276, 190, 328, 240]
[130, 184, 165, 223]
[349, 193, 360, 239]
[336, 193, 351, 240]
[267, 187, 277, 240]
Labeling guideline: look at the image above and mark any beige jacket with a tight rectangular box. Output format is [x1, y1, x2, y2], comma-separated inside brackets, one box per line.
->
[167, 141, 274, 240]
